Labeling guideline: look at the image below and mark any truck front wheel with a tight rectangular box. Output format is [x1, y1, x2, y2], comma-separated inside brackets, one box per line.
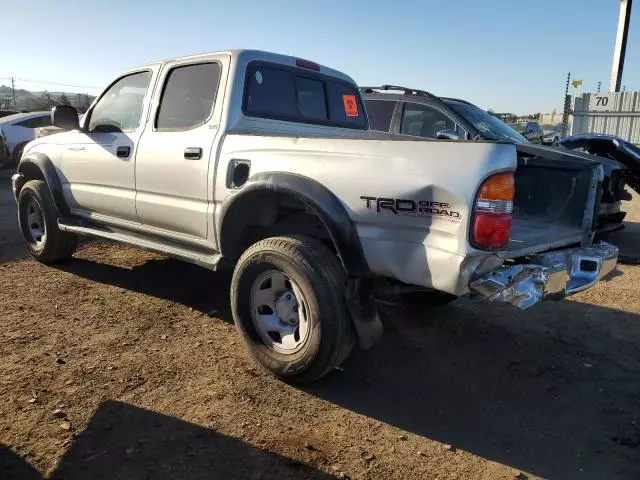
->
[17, 180, 77, 263]
[231, 236, 355, 383]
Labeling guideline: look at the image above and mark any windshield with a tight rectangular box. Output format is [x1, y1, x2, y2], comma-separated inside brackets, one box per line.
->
[444, 100, 528, 143]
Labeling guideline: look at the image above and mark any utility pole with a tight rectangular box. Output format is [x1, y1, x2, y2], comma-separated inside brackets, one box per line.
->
[11, 77, 17, 111]
[610, 0, 633, 92]
[561, 72, 571, 138]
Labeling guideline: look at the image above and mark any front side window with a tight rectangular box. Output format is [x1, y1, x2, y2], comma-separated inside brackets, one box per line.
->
[400, 103, 455, 138]
[88, 71, 152, 132]
[156, 62, 221, 130]
[365, 99, 396, 132]
[244, 62, 367, 129]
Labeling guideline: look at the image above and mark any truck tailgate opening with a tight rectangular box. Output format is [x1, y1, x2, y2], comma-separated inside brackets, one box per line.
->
[508, 145, 601, 254]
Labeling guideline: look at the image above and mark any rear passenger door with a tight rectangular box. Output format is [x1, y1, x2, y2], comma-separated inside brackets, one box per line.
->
[135, 55, 228, 240]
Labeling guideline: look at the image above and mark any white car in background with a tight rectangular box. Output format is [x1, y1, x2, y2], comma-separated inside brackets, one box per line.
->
[0, 111, 52, 168]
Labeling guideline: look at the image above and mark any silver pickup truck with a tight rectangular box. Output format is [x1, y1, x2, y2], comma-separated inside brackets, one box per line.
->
[11, 50, 618, 383]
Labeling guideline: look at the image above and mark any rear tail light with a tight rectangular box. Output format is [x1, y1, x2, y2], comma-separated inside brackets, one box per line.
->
[472, 172, 514, 249]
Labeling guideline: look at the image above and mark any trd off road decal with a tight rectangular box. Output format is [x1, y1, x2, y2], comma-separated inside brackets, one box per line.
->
[360, 196, 461, 222]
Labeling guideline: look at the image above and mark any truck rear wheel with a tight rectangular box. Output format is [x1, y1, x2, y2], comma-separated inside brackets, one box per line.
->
[231, 236, 355, 383]
[17, 180, 77, 264]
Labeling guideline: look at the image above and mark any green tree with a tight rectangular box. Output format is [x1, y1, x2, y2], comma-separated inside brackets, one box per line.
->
[59, 93, 71, 106]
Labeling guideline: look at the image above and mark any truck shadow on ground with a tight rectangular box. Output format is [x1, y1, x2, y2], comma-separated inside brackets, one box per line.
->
[1, 400, 336, 480]
[57, 254, 640, 480]
[59, 252, 235, 321]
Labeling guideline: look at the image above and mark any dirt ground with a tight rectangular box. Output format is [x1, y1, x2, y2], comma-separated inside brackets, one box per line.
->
[1, 169, 639, 480]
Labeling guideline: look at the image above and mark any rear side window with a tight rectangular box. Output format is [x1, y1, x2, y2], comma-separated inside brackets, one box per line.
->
[244, 62, 367, 129]
[365, 100, 396, 132]
[156, 62, 221, 130]
[16, 116, 52, 128]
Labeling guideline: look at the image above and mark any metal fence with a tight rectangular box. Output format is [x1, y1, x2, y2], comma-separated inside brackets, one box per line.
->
[572, 91, 640, 145]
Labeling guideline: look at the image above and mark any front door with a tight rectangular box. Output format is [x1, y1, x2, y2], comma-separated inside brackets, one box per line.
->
[61, 70, 155, 222]
[135, 57, 227, 239]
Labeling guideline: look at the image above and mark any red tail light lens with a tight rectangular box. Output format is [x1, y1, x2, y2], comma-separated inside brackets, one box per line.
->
[296, 58, 320, 71]
[472, 212, 512, 249]
[472, 173, 514, 250]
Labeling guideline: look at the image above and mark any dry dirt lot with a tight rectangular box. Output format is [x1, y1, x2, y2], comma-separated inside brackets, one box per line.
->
[1, 170, 639, 480]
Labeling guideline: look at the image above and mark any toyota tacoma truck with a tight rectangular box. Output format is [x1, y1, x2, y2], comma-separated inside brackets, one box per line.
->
[12, 50, 618, 383]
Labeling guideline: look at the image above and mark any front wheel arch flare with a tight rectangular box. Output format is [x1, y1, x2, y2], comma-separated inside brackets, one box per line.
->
[17, 153, 70, 217]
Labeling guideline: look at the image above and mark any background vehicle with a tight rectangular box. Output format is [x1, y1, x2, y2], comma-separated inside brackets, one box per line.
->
[0, 111, 51, 168]
[0, 110, 18, 119]
[522, 121, 544, 143]
[556, 133, 640, 230]
[362, 85, 631, 232]
[11, 52, 617, 383]
[542, 123, 566, 145]
[556, 133, 640, 193]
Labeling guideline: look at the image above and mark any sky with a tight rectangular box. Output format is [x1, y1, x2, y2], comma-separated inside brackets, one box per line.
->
[1, 0, 638, 115]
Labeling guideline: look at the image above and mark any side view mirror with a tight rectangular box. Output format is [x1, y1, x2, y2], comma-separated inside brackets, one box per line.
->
[436, 129, 460, 141]
[51, 105, 80, 130]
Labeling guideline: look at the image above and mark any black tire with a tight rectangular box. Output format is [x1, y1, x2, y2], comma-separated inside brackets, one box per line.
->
[231, 235, 355, 383]
[17, 180, 77, 264]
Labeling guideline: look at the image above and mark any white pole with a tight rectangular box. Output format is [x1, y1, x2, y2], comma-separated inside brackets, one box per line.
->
[610, 0, 633, 92]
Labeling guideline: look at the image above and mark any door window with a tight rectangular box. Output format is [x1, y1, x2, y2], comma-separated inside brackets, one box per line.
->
[156, 62, 221, 130]
[88, 71, 152, 132]
[400, 103, 456, 138]
[365, 100, 396, 132]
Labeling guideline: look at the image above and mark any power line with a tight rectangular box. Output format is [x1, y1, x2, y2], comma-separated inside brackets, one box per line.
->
[0, 76, 101, 90]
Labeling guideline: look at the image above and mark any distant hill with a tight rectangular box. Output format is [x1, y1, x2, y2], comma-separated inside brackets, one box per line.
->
[0, 85, 96, 113]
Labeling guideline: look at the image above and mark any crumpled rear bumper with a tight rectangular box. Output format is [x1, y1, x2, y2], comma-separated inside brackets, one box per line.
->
[470, 242, 618, 309]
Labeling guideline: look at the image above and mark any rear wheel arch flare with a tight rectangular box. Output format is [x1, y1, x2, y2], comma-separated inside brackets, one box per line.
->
[219, 172, 370, 277]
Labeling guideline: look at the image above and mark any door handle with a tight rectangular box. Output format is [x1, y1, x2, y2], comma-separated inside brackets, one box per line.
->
[116, 146, 130, 158]
[184, 147, 202, 160]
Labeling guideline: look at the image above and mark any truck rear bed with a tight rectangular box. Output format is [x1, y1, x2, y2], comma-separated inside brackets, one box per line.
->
[507, 144, 601, 255]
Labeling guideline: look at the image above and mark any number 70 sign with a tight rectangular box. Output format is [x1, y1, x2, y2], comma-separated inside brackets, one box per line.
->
[589, 93, 616, 112]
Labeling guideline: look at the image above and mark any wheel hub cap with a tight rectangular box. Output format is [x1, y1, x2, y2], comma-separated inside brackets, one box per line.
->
[250, 270, 310, 354]
[26, 198, 46, 246]
[275, 292, 298, 325]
